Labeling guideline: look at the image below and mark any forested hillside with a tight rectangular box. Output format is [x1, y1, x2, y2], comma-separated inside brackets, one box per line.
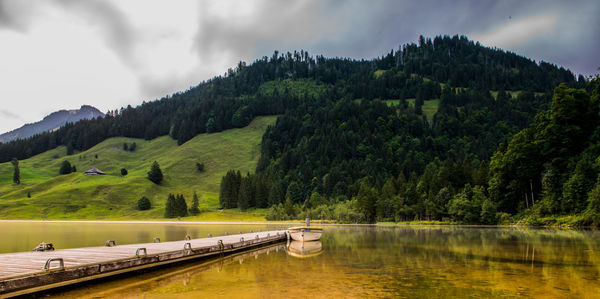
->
[0, 35, 580, 163]
[216, 36, 590, 225]
[489, 82, 600, 225]
[2, 35, 593, 224]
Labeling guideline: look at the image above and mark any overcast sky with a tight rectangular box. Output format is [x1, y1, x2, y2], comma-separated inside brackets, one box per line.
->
[0, 0, 598, 133]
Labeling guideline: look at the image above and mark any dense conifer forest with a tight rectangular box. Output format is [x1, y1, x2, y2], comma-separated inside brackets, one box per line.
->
[2, 35, 596, 224]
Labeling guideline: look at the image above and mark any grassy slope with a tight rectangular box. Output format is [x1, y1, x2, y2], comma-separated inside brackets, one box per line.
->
[386, 89, 541, 121]
[258, 78, 327, 98]
[0, 116, 277, 220]
[386, 99, 440, 120]
[490, 90, 546, 100]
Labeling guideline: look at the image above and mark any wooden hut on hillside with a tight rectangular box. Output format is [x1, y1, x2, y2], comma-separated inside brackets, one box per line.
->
[84, 168, 106, 175]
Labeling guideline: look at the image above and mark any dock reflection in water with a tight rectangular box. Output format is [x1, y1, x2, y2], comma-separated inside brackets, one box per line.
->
[44, 243, 287, 298]
[286, 240, 323, 258]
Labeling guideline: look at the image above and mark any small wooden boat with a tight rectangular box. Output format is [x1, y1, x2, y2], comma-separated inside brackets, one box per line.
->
[287, 226, 322, 242]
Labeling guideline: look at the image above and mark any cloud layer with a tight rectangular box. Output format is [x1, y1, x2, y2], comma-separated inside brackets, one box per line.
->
[0, 0, 598, 133]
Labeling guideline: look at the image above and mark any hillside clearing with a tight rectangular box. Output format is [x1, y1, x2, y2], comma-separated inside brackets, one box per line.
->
[387, 99, 440, 120]
[0, 116, 278, 220]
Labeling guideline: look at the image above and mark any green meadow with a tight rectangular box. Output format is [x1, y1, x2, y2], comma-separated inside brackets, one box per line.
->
[258, 78, 327, 98]
[490, 90, 546, 99]
[386, 98, 440, 120]
[0, 116, 278, 220]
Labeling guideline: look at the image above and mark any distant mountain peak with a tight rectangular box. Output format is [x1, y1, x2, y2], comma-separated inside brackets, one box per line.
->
[0, 105, 104, 143]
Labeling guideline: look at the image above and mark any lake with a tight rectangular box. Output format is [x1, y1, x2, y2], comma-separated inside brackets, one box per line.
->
[1, 222, 599, 298]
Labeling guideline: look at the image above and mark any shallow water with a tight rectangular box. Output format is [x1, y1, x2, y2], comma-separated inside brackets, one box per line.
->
[2, 222, 600, 298]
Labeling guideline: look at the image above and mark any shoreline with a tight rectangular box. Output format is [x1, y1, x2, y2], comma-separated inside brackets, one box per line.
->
[0, 219, 374, 226]
[0, 219, 595, 228]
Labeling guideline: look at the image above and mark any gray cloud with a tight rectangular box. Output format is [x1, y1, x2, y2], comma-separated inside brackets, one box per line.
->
[53, 0, 140, 69]
[0, 0, 139, 67]
[195, 1, 311, 63]
[192, 0, 599, 76]
[0, 0, 38, 32]
[51, 0, 185, 101]
[0, 109, 19, 119]
[1, 0, 599, 135]
[137, 72, 194, 101]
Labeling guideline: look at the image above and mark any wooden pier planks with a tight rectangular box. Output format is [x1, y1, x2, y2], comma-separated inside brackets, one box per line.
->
[0, 230, 286, 297]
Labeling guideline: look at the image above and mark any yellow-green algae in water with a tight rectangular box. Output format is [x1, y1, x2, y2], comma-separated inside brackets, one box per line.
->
[7, 224, 600, 298]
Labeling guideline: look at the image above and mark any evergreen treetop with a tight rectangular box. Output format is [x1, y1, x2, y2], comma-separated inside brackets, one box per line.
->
[147, 161, 163, 184]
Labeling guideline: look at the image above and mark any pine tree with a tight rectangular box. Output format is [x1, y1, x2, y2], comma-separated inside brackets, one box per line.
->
[175, 194, 188, 217]
[147, 161, 163, 184]
[219, 172, 230, 208]
[355, 180, 377, 223]
[585, 177, 600, 225]
[247, 174, 256, 207]
[233, 171, 242, 206]
[283, 195, 296, 218]
[219, 170, 238, 209]
[137, 196, 151, 210]
[206, 117, 216, 133]
[189, 192, 200, 215]
[415, 88, 424, 115]
[238, 176, 252, 211]
[164, 194, 176, 218]
[255, 178, 268, 208]
[11, 158, 20, 185]
[222, 170, 242, 209]
[268, 181, 284, 206]
[286, 182, 303, 203]
[59, 160, 72, 175]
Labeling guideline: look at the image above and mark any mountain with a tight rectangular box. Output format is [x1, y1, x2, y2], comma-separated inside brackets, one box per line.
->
[0, 105, 104, 143]
[0, 34, 595, 224]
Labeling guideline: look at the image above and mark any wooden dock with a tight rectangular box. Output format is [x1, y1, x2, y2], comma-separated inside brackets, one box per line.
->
[0, 230, 287, 298]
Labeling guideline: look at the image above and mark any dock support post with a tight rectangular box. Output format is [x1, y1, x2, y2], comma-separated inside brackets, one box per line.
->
[217, 240, 224, 256]
[183, 243, 192, 255]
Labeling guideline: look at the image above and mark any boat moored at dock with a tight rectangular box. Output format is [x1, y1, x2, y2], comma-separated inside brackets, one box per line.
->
[287, 219, 322, 242]
[287, 226, 322, 241]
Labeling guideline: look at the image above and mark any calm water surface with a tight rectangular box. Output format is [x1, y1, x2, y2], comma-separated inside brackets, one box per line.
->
[1, 222, 599, 298]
